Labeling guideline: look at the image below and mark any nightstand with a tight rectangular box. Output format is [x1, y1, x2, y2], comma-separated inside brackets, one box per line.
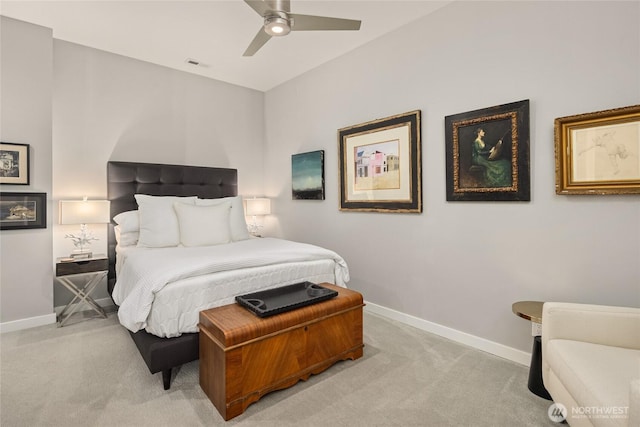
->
[55, 255, 109, 327]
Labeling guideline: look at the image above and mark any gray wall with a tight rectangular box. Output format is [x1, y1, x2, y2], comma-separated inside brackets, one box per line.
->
[263, 1, 640, 353]
[0, 17, 54, 325]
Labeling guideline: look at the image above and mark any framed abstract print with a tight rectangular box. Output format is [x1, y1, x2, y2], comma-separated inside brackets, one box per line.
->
[292, 150, 325, 200]
[338, 110, 422, 213]
[445, 100, 530, 202]
[555, 104, 640, 195]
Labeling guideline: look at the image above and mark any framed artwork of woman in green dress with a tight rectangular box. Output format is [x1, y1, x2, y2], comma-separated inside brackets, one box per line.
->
[445, 100, 530, 201]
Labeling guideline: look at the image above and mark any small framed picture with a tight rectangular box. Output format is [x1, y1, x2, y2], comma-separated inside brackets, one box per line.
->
[338, 111, 422, 213]
[292, 150, 325, 200]
[0, 142, 30, 185]
[445, 100, 530, 202]
[555, 104, 640, 195]
[0, 192, 47, 230]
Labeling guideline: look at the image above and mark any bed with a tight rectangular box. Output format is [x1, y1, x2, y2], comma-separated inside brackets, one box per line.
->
[107, 161, 349, 390]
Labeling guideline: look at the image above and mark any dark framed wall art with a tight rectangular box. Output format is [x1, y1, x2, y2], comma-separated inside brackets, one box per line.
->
[555, 104, 640, 195]
[0, 192, 47, 230]
[445, 100, 530, 201]
[338, 110, 422, 213]
[292, 150, 325, 200]
[0, 142, 30, 185]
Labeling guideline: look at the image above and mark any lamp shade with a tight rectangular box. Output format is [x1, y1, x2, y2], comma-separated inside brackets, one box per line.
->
[245, 198, 271, 216]
[59, 200, 110, 225]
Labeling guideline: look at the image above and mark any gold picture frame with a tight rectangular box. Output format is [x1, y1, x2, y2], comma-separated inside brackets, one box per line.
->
[445, 100, 530, 201]
[555, 104, 640, 195]
[338, 111, 422, 213]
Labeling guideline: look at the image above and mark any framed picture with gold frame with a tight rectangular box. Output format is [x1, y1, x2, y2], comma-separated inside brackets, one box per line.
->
[445, 100, 530, 201]
[338, 111, 422, 213]
[555, 104, 640, 195]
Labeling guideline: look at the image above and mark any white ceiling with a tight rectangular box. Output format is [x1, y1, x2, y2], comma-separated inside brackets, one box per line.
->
[1, 0, 451, 91]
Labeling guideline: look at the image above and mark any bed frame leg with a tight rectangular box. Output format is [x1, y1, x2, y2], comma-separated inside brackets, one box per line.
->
[162, 369, 172, 390]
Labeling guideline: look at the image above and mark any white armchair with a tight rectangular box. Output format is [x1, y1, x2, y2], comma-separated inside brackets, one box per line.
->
[542, 302, 640, 427]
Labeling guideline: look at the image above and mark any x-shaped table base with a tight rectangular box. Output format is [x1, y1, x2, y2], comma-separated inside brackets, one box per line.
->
[56, 271, 108, 327]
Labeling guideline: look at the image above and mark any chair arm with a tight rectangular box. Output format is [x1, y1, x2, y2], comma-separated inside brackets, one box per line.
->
[542, 302, 640, 350]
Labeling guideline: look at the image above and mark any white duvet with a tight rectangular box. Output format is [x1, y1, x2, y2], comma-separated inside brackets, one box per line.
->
[113, 238, 350, 337]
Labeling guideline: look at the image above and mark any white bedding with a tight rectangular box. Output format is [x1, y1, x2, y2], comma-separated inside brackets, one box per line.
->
[113, 238, 350, 338]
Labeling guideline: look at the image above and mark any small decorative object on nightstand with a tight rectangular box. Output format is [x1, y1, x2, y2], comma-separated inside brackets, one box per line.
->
[55, 255, 108, 327]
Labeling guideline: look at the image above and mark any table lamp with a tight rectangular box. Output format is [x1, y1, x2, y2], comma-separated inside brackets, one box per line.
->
[59, 197, 110, 259]
[244, 197, 271, 236]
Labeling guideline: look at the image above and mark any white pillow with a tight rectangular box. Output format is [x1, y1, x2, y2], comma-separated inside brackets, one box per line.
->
[134, 195, 197, 247]
[113, 210, 139, 233]
[174, 202, 231, 247]
[114, 225, 139, 247]
[196, 196, 250, 241]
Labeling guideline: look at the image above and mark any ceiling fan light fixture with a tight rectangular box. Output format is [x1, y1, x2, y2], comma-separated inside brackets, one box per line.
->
[264, 16, 291, 36]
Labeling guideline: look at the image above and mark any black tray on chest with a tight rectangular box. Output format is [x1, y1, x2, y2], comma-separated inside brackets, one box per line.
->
[235, 282, 338, 317]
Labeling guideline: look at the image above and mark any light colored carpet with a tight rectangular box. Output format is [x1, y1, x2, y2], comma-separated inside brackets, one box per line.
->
[1, 310, 557, 426]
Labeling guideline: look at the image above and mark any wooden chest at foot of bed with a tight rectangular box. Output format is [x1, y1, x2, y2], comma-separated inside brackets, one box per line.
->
[198, 283, 364, 421]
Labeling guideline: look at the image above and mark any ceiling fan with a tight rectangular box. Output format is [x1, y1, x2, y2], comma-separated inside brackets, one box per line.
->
[243, 0, 362, 56]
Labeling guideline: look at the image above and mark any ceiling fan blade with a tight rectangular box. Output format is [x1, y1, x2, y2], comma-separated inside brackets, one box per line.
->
[290, 14, 361, 31]
[244, 0, 270, 17]
[243, 28, 272, 56]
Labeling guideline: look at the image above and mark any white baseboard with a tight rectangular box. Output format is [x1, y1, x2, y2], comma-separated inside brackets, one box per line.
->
[0, 312, 57, 334]
[1, 297, 115, 334]
[364, 301, 531, 367]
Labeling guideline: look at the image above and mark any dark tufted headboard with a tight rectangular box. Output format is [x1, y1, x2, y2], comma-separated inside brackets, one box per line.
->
[106, 161, 238, 294]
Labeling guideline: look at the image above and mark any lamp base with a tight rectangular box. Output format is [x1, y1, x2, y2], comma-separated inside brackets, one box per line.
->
[248, 218, 263, 237]
[70, 249, 93, 260]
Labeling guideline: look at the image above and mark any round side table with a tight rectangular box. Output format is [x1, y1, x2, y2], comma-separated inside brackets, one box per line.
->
[512, 301, 552, 400]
